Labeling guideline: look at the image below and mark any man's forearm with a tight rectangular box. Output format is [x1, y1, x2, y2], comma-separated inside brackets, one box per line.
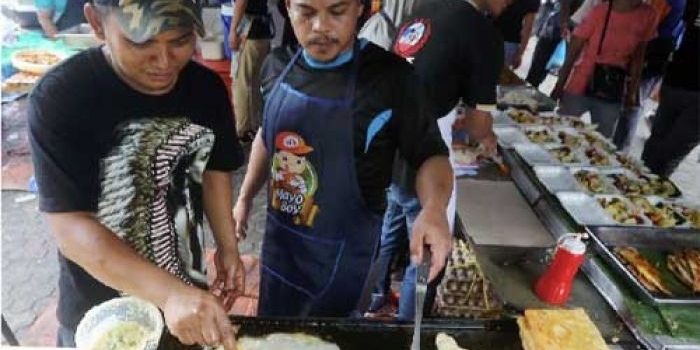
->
[626, 43, 647, 100]
[47, 213, 189, 309]
[37, 10, 58, 37]
[518, 14, 536, 55]
[238, 130, 270, 202]
[232, 0, 248, 37]
[415, 156, 453, 212]
[203, 171, 238, 252]
[557, 36, 585, 87]
[465, 108, 494, 141]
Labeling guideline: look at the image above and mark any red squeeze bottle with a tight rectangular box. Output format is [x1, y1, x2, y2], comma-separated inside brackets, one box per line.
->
[535, 234, 586, 305]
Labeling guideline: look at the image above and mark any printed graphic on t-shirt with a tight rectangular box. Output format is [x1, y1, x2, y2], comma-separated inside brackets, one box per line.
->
[394, 18, 432, 59]
[270, 131, 320, 227]
[96, 118, 214, 289]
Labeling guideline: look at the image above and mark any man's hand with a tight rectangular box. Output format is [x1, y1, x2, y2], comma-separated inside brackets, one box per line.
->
[560, 26, 571, 41]
[551, 80, 565, 101]
[213, 249, 245, 311]
[479, 131, 498, 157]
[232, 198, 252, 240]
[229, 33, 243, 51]
[623, 91, 639, 112]
[409, 206, 452, 282]
[163, 286, 237, 350]
[511, 53, 523, 69]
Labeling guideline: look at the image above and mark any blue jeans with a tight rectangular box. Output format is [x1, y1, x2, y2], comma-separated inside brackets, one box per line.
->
[612, 76, 660, 150]
[56, 325, 75, 347]
[503, 41, 520, 67]
[558, 93, 622, 138]
[369, 183, 421, 320]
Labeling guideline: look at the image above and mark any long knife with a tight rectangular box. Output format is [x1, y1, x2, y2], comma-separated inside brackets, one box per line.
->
[411, 247, 432, 350]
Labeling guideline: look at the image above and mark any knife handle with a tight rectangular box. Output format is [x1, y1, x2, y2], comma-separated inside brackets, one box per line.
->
[416, 246, 432, 285]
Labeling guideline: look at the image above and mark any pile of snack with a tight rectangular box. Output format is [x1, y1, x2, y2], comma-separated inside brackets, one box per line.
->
[507, 109, 586, 130]
[573, 170, 613, 194]
[436, 239, 503, 318]
[517, 308, 608, 350]
[11, 48, 66, 75]
[615, 247, 700, 296]
[668, 249, 700, 293]
[1, 71, 41, 95]
[549, 146, 581, 164]
[597, 197, 648, 225]
[524, 128, 557, 144]
[628, 196, 687, 227]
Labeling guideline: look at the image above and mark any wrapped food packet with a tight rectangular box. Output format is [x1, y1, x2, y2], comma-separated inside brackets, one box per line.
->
[436, 239, 504, 319]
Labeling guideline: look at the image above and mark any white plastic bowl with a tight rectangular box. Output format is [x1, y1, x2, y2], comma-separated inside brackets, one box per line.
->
[75, 296, 164, 350]
[10, 49, 67, 75]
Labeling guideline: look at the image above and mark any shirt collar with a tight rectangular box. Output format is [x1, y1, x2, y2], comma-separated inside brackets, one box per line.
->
[302, 39, 369, 69]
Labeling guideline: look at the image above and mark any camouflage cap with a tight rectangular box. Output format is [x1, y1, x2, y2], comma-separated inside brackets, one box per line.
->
[94, 0, 205, 43]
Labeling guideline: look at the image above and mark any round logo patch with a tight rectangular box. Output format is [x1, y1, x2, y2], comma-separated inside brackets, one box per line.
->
[393, 19, 432, 58]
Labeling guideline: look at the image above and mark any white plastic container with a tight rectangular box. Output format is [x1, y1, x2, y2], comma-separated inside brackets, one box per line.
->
[199, 38, 224, 60]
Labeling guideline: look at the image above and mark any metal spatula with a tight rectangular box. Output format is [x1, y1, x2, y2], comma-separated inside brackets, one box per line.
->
[411, 247, 432, 350]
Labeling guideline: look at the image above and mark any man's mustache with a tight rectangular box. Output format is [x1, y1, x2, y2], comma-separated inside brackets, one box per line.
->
[307, 35, 340, 46]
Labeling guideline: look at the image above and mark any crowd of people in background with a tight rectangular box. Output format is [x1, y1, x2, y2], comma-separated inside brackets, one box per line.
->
[16, 0, 699, 348]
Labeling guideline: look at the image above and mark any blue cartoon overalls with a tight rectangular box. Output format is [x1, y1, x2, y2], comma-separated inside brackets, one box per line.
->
[259, 45, 382, 317]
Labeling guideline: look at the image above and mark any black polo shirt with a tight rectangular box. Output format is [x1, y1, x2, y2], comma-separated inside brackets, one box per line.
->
[260, 40, 449, 213]
[495, 0, 541, 43]
[392, 0, 504, 116]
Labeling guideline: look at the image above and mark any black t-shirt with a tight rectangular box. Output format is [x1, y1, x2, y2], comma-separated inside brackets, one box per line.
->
[28, 47, 244, 330]
[246, 0, 273, 39]
[393, 0, 504, 117]
[664, 0, 699, 91]
[260, 41, 448, 213]
[495, 0, 541, 43]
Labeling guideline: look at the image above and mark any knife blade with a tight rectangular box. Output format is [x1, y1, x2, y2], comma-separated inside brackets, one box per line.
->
[411, 247, 432, 350]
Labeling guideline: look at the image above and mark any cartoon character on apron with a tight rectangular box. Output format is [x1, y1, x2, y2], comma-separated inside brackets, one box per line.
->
[259, 45, 382, 317]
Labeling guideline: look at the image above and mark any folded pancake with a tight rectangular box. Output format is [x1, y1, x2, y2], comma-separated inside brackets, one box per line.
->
[518, 308, 608, 350]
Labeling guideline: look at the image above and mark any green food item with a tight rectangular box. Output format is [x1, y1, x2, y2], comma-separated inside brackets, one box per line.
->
[91, 321, 148, 350]
[596, 256, 700, 341]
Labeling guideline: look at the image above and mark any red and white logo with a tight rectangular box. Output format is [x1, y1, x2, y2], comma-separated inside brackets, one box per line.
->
[393, 18, 432, 59]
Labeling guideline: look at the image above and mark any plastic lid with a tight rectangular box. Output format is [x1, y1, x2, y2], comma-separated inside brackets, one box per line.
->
[559, 235, 586, 255]
[221, 3, 233, 16]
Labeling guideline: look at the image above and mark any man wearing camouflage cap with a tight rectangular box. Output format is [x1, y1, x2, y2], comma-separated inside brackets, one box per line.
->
[28, 1, 244, 349]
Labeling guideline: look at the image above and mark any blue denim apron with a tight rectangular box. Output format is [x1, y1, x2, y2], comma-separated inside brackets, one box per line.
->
[259, 45, 382, 317]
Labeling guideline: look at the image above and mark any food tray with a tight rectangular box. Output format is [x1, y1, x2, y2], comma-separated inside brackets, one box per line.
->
[493, 126, 528, 149]
[544, 144, 590, 166]
[551, 126, 588, 149]
[591, 240, 700, 306]
[556, 191, 616, 226]
[496, 85, 556, 112]
[228, 316, 521, 350]
[594, 194, 653, 227]
[568, 166, 620, 194]
[669, 201, 700, 229]
[627, 195, 692, 228]
[521, 125, 559, 145]
[582, 146, 620, 168]
[513, 142, 556, 165]
[533, 165, 580, 193]
[492, 111, 516, 126]
[635, 173, 683, 198]
[580, 130, 617, 154]
[613, 152, 649, 173]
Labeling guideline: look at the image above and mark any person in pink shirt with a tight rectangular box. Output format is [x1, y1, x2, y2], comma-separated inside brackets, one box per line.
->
[551, 0, 656, 137]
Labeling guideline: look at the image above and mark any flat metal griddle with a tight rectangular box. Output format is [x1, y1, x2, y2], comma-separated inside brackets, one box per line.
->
[230, 316, 521, 350]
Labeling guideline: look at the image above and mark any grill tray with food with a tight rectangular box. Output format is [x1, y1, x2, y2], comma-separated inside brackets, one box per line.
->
[590, 239, 700, 306]
[229, 316, 521, 350]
